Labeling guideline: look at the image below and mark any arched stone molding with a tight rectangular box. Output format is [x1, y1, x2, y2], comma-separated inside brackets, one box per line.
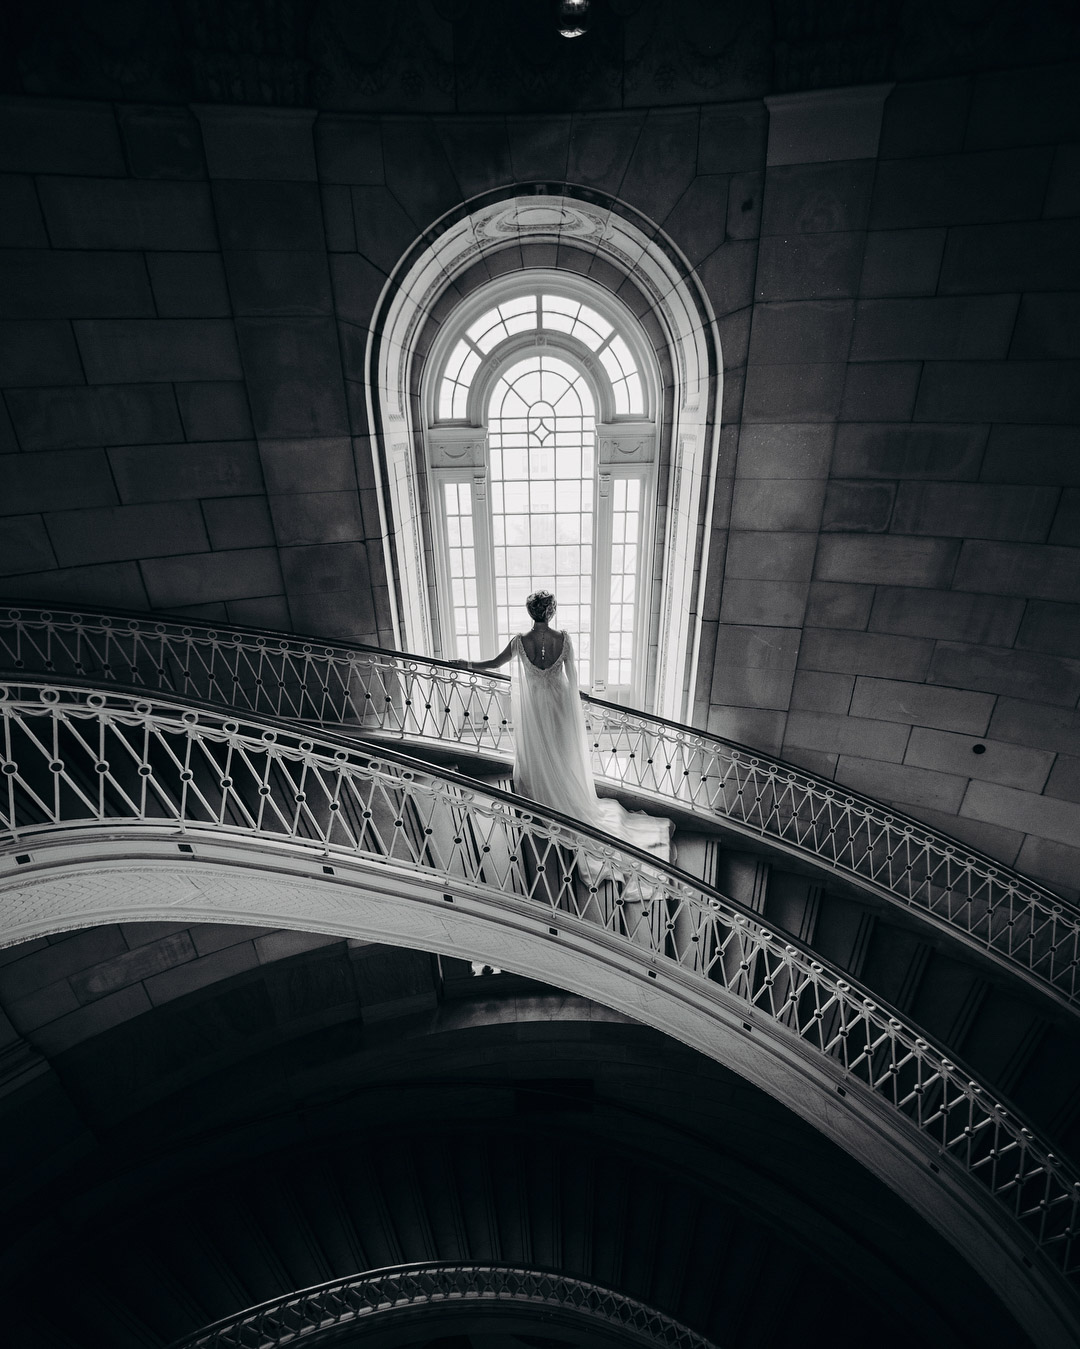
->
[362, 191, 723, 723]
[1, 836, 1075, 1349]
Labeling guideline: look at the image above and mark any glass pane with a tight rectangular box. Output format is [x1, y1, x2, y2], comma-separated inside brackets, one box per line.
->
[607, 474, 642, 688]
[467, 309, 503, 346]
[446, 339, 472, 382]
[443, 480, 483, 660]
[598, 345, 624, 385]
[623, 371, 644, 414]
[458, 349, 481, 388]
[500, 295, 538, 322]
[473, 323, 507, 354]
[487, 352, 596, 686]
[503, 308, 539, 336]
[541, 294, 578, 319]
[608, 334, 634, 376]
[573, 304, 613, 350]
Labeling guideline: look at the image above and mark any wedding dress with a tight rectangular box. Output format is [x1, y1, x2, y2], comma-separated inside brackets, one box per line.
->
[509, 631, 674, 866]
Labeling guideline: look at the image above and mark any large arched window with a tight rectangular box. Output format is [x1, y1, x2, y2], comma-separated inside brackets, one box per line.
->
[367, 193, 722, 723]
[424, 278, 660, 702]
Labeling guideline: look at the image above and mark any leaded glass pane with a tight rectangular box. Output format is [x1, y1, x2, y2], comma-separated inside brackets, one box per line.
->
[488, 353, 595, 686]
[443, 480, 483, 660]
[608, 474, 642, 687]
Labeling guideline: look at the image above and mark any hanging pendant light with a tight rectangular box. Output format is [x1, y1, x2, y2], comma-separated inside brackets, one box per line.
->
[556, 0, 590, 39]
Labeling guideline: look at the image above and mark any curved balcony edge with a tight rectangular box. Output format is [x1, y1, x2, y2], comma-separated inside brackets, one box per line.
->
[3, 840, 1078, 1349]
[1, 603, 1076, 1014]
[162, 1261, 724, 1349]
[0, 678, 1077, 1336]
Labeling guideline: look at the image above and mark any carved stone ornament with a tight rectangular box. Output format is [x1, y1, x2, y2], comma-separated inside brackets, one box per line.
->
[476, 199, 608, 243]
[429, 429, 486, 468]
[598, 422, 656, 464]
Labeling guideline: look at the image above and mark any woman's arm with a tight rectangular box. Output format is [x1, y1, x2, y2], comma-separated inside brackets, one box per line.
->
[450, 640, 514, 672]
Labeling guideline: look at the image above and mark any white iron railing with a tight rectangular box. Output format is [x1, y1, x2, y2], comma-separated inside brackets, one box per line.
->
[164, 1262, 722, 1349]
[0, 680, 1076, 1286]
[1, 604, 1077, 1012]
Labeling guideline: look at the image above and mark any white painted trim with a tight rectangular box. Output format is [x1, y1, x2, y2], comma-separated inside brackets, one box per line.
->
[363, 194, 722, 723]
[2, 836, 1075, 1349]
[424, 270, 661, 430]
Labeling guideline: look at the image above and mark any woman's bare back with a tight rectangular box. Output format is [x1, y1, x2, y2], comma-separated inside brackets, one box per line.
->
[519, 628, 565, 670]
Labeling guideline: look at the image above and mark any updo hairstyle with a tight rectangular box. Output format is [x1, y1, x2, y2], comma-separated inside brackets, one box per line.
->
[525, 590, 557, 623]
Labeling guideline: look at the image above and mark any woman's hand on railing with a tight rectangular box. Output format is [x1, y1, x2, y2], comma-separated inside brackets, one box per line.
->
[449, 659, 470, 670]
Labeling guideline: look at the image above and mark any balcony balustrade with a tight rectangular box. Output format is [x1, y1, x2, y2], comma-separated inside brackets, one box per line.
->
[165, 1262, 721, 1349]
[1, 604, 1076, 1014]
[0, 676, 1077, 1307]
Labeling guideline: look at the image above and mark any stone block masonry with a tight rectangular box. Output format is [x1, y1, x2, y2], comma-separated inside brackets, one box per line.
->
[0, 920, 341, 1055]
[0, 78, 1076, 899]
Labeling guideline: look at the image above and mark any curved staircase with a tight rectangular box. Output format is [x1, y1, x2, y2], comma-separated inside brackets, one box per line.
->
[1, 604, 1078, 1348]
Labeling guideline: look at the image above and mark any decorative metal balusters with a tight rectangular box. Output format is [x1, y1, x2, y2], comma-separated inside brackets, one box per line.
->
[165, 1263, 722, 1349]
[0, 681, 1077, 1285]
[1, 605, 1077, 1011]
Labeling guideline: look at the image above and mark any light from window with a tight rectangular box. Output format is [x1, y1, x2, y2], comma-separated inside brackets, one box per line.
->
[539, 295, 613, 351]
[609, 476, 641, 687]
[439, 339, 483, 420]
[489, 354, 594, 685]
[437, 292, 643, 422]
[466, 294, 540, 353]
[442, 480, 483, 660]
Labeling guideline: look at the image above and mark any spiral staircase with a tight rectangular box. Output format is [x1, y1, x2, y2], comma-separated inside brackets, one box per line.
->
[0, 604, 1078, 1349]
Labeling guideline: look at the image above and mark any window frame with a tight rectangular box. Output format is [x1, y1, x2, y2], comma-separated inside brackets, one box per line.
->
[424, 272, 660, 430]
[423, 274, 662, 704]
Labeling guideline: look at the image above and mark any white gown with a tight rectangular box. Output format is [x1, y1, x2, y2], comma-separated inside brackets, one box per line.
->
[509, 631, 674, 866]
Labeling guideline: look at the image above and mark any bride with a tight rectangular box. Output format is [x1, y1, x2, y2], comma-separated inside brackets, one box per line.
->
[451, 591, 673, 865]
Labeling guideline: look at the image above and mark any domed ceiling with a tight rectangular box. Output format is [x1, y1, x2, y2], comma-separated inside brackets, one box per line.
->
[1, 0, 1076, 113]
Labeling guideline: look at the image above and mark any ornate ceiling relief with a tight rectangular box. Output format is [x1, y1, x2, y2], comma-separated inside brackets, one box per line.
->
[2, 0, 1077, 106]
[178, 0, 314, 105]
[308, 0, 454, 110]
[771, 0, 901, 92]
[11, 0, 188, 103]
[450, 0, 622, 111]
[622, 0, 771, 103]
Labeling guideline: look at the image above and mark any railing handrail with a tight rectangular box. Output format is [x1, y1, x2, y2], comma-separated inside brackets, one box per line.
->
[0, 678, 1023, 1088]
[0, 601, 1065, 892]
[162, 1261, 723, 1349]
[1, 602, 1077, 1016]
[1, 679, 1077, 1293]
[0, 678, 702, 884]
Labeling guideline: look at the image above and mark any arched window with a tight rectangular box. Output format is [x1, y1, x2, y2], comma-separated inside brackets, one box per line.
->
[424, 279, 659, 702]
[367, 193, 722, 723]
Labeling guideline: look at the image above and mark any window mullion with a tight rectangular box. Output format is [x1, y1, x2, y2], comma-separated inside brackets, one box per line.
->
[471, 459, 498, 653]
[617, 466, 650, 706]
[433, 468, 484, 660]
[633, 464, 655, 707]
[593, 468, 613, 696]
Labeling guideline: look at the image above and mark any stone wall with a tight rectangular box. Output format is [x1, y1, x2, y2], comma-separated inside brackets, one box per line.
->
[0, 65, 1078, 892]
[696, 66, 1080, 895]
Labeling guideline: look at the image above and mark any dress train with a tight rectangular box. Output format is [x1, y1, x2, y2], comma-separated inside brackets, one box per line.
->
[509, 632, 674, 868]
